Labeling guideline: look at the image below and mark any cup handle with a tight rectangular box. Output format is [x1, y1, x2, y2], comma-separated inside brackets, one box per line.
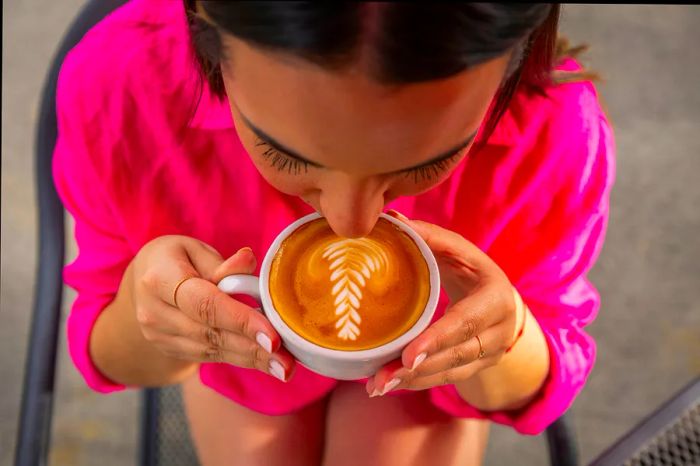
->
[217, 274, 261, 303]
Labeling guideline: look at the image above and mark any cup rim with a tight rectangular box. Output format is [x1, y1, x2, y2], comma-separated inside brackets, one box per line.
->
[259, 212, 440, 361]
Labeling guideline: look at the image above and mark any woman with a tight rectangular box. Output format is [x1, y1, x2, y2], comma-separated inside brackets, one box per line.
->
[54, 1, 614, 465]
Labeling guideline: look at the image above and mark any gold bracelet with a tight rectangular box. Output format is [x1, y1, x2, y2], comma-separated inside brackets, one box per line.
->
[505, 289, 526, 354]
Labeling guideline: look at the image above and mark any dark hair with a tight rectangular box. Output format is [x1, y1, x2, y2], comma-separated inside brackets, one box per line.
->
[184, 2, 561, 146]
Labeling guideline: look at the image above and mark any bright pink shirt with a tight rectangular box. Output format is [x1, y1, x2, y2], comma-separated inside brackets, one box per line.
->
[53, 0, 615, 435]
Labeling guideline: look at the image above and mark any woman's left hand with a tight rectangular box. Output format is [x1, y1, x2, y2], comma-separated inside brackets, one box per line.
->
[366, 211, 523, 397]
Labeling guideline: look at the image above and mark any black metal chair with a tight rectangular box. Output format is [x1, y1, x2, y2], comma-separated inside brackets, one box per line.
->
[588, 377, 700, 466]
[14, 0, 579, 465]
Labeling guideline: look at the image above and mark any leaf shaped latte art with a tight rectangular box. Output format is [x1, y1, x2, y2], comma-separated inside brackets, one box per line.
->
[321, 239, 389, 340]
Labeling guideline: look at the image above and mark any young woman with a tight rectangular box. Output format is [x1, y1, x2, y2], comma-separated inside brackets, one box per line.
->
[54, 2, 614, 465]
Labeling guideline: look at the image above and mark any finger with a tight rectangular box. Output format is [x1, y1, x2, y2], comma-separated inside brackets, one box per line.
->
[175, 277, 282, 351]
[404, 326, 508, 380]
[138, 300, 274, 354]
[399, 286, 507, 371]
[184, 240, 225, 282]
[368, 354, 499, 395]
[146, 243, 252, 307]
[368, 328, 499, 396]
[400, 356, 498, 392]
[139, 303, 298, 374]
[366, 359, 404, 397]
[386, 210, 493, 274]
[153, 334, 295, 382]
[185, 242, 257, 283]
[210, 247, 257, 284]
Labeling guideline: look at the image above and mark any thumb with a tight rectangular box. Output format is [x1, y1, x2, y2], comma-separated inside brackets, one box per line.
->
[386, 210, 492, 271]
[210, 247, 257, 284]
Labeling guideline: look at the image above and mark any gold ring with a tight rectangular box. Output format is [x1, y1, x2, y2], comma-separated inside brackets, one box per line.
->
[475, 335, 486, 360]
[172, 276, 194, 308]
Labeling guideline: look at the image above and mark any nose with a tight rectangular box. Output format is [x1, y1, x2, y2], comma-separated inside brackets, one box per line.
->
[319, 178, 385, 238]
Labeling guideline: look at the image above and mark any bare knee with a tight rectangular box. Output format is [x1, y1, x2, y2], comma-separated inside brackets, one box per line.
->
[181, 374, 328, 466]
[323, 382, 489, 466]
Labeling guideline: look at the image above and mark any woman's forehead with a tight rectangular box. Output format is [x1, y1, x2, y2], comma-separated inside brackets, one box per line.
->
[222, 36, 509, 172]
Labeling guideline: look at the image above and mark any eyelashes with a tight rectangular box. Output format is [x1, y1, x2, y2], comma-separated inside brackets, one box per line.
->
[253, 137, 463, 182]
[254, 138, 309, 175]
[399, 151, 462, 183]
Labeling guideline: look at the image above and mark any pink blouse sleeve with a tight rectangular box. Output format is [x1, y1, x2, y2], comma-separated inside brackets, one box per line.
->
[430, 79, 616, 434]
[52, 48, 132, 394]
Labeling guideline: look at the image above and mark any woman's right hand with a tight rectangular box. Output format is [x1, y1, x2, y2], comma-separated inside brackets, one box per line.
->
[130, 235, 294, 382]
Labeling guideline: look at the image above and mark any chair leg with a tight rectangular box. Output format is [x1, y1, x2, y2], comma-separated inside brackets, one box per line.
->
[139, 388, 160, 466]
[546, 413, 579, 466]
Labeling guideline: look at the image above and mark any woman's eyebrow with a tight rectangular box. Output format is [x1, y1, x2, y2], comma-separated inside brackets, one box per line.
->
[241, 111, 324, 168]
[238, 108, 477, 174]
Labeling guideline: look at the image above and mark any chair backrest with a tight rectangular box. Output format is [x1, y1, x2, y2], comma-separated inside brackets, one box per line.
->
[14, 1, 127, 465]
[589, 377, 700, 466]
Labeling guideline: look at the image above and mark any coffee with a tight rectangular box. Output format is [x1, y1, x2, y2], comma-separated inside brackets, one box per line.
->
[269, 217, 430, 351]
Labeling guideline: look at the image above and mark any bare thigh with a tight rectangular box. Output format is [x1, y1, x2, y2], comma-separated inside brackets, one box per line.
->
[322, 382, 490, 466]
[181, 374, 328, 466]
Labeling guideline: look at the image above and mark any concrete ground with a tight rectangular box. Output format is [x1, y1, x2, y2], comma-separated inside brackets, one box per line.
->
[2, 3, 699, 465]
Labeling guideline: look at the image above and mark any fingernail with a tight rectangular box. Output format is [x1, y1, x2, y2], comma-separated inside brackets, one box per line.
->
[365, 379, 375, 396]
[256, 332, 272, 354]
[269, 359, 286, 382]
[370, 389, 381, 398]
[411, 352, 428, 371]
[240, 247, 257, 272]
[380, 378, 401, 396]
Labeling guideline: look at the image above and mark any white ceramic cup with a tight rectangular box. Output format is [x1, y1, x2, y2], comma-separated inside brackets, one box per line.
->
[216, 212, 440, 380]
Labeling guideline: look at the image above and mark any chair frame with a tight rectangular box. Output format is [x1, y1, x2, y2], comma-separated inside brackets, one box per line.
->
[588, 377, 700, 466]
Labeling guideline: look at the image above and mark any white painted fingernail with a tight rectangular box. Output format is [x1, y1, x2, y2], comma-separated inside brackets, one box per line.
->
[411, 352, 428, 371]
[256, 332, 272, 354]
[381, 378, 401, 395]
[269, 359, 286, 382]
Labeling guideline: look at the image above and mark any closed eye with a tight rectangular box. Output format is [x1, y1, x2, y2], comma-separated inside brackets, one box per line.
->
[253, 136, 470, 182]
[255, 138, 310, 175]
[398, 148, 466, 183]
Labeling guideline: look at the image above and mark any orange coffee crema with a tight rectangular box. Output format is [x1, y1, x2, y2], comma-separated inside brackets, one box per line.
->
[269, 217, 430, 351]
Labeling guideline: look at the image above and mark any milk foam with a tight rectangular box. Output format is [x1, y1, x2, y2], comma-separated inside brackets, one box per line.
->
[321, 238, 389, 340]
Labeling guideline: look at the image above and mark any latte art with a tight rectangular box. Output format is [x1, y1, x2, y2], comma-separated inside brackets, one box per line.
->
[269, 217, 430, 351]
[321, 238, 389, 341]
